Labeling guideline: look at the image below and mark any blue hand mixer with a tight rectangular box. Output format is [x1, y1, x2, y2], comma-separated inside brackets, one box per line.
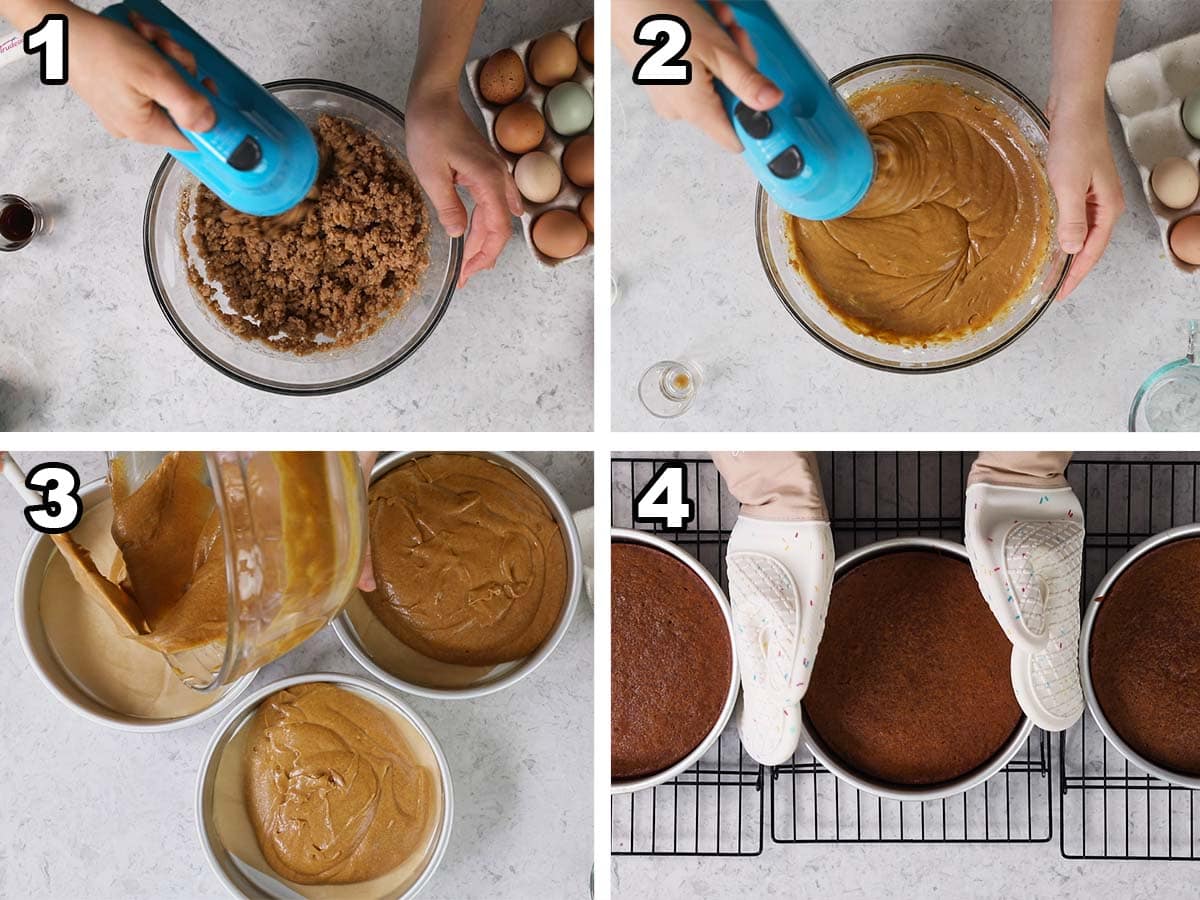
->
[702, 1, 874, 220]
[100, 0, 318, 217]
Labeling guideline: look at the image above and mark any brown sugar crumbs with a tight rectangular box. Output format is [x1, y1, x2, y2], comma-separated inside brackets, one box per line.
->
[184, 115, 430, 354]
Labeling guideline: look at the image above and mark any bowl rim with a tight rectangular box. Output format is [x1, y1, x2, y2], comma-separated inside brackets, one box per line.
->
[609, 527, 741, 795]
[800, 536, 1035, 802]
[1080, 523, 1200, 790]
[194, 671, 454, 899]
[12, 476, 256, 732]
[332, 450, 584, 700]
[755, 53, 1073, 374]
[142, 78, 463, 397]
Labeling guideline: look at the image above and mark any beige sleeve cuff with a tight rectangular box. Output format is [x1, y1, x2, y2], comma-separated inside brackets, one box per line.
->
[712, 451, 828, 522]
[968, 451, 1073, 489]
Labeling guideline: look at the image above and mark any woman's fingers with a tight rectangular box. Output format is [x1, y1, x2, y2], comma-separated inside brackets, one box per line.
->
[419, 163, 470, 239]
[1058, 186, 1124, 299]
[355, 452, 377, 593]
[1050, 170, 1090, 256]
[687, 84, 745, 152]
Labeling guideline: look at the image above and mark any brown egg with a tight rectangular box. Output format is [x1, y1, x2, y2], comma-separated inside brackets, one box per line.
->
[563, 134, 594, 188]
[579, 192, 594, 232]
[529, 31, 578, 87]
[532, 209, 588, 259]
[479, 49, 526, 105]
[494, 102, 545, 154]
[1170, 215, 1200, 265]
[577, 19, 594, 66]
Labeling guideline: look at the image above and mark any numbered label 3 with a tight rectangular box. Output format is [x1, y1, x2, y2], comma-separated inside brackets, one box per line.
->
[634, 462, 696, 530]
[23, 462, 83, 534]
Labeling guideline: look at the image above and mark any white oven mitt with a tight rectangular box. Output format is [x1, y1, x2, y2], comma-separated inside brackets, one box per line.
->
[726, 517, 834, 765]
[965, 483, 1084, 731]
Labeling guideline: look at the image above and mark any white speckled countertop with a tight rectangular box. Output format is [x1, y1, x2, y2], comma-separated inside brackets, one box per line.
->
[612, 0, 1200, 432]
[0, 451, 593, 900]
[0, 1, 593, 432]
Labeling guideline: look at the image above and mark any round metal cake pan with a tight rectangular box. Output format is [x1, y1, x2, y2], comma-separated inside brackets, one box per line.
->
[196, 672, 453, 899]
[1080, 523, 1200, 790]
[610, 528, 740, 795]
[13, 476, 255, 733]
[801, 537, 1034, 802]
[334, 451, 583, 699]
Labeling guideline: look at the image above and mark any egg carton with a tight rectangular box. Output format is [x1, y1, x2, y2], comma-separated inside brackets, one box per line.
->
[466, 19, 594, 269]
[1107, 32, 1200, 274]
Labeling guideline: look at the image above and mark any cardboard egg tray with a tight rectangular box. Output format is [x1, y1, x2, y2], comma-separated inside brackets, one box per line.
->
[466, 19, 594, 269]
[1107, 32, 1200, 274]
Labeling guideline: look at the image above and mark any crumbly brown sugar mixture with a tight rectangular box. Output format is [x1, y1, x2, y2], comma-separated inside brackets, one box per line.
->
[185, 115, 430, 354]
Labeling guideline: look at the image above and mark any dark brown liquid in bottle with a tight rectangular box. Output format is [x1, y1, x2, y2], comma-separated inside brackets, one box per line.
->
[0, 202, 35, 242]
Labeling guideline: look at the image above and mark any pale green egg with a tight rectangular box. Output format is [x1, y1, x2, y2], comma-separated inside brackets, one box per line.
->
[1184, 90, 1200, 142]
[545, 82, 594, 137]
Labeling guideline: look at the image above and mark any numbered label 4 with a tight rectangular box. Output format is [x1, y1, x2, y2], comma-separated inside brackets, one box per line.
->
[23, 462, 83, 534]
[634, 463, 696, 530]
[632, 15, 692, 85]
[24, 14, 68, 85]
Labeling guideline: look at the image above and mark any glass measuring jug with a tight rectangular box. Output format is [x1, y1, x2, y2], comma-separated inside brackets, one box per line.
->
[107, 451, 367, 690]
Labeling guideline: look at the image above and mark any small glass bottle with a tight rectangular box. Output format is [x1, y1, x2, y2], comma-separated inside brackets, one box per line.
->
[0, 194, 50, 251]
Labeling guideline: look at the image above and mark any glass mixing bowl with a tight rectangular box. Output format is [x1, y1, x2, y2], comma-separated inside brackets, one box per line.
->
[143, 79, 462, 395]
[756, 55, 1071, 373]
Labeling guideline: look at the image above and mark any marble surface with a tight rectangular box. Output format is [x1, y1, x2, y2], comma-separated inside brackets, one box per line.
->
[0, 0, 593, 432]
[0, 451, 593, 900]
[610, 450, 1200, 898]
[612, 0, 1200, 432]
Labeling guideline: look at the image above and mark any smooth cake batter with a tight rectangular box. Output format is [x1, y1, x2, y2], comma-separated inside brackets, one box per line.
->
[39, 498, 227, 719]
[787, 80, 1053, 345]
[242, 683, 439, 887]
[110, 452, 228, 657]
[364, 454, 568, 666]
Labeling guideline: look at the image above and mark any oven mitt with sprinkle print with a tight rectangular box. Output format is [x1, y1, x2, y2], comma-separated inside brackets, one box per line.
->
[712, 452, 834, 765]
[964, 454, 1085, 732]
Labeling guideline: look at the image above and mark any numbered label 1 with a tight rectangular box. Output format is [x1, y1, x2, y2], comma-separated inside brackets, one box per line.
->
[632, 15, 692, 85]
[24, 14, 68, 85]
[23, 462, 83, 534]
[634, 463, 695, 530]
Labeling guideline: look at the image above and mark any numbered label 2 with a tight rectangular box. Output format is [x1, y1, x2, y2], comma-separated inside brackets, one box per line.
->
[23, 462, 83, 534]
[634, 463, 696, 530]
[632, 15, 692, 85]
[24, 14, 68, 85]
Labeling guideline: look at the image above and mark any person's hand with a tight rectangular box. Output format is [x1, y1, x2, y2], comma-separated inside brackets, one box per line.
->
[1045, 102, 1125, 298]
[613, 0, 783, 152]
[52, 3, 215, 150]
[356, 452, 377, 592]
[405, 87, 522, 287]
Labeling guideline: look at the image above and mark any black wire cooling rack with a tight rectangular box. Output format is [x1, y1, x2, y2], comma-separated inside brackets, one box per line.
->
[1059, 457, 1200, 861]
[611, 452, 1056, 856]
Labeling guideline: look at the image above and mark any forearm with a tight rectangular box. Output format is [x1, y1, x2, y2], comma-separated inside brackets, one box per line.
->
[969, 452, 1073, 489]
[712, 451, 828, 522]
[410, 0, 484, 102]
[1049, 0, 1120, 120]
[1, 0, 78, 31]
